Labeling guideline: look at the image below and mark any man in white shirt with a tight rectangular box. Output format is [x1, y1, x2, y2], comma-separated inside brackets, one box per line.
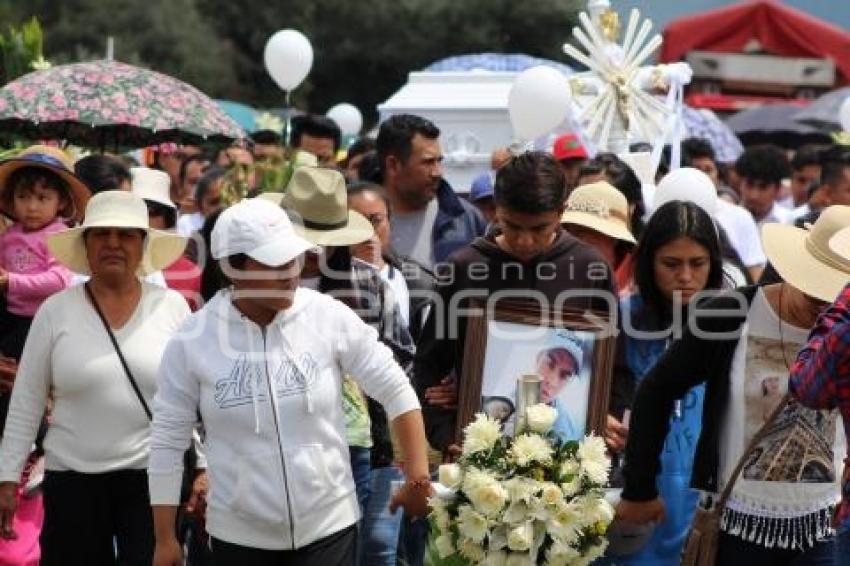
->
[735, 145, 794, 227]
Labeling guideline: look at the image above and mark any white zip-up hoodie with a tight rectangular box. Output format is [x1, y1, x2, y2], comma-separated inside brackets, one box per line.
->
[148, 287, 420, 550]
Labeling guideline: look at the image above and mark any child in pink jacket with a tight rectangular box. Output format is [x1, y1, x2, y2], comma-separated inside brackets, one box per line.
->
[0, 145, 89, 564]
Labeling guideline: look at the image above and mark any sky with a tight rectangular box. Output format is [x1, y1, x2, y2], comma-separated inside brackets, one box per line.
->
[614, 0, 850, 32]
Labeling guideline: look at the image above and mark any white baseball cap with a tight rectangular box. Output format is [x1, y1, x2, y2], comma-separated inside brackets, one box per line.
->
[211, 197, 320, 266]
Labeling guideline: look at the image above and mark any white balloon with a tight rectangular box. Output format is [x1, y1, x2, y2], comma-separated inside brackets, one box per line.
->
[840, 97, 850, 132]
[508, 66, 572, 141]
[654, 167, 717, 218]
[264, 29, 313, 92]
[327, 103, 363, 136]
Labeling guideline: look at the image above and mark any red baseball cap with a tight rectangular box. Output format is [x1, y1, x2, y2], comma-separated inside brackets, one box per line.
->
[552, 133, 588, 161]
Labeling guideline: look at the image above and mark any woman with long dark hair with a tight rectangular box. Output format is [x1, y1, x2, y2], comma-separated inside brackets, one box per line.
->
[614, 200, 724, 564]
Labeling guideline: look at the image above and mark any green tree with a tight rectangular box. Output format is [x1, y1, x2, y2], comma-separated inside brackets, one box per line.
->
[4, 0, 239, 97]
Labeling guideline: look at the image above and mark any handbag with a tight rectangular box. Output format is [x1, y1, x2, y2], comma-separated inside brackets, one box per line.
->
[681, 392, 793, 566]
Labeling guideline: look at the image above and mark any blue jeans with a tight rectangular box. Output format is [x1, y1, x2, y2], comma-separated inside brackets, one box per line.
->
[359, 466, 404, 566]
[349, 447, 372, 520]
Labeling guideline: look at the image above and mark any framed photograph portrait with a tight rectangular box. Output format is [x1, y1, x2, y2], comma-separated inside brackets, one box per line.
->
[456, 300, 615, 443]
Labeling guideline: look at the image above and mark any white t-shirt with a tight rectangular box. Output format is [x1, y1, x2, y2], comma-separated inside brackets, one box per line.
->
[718, 289, 842, 545]
[380, 264, 410, 328]
[716, 199, 766, 268]
[0, 283, 190, 481]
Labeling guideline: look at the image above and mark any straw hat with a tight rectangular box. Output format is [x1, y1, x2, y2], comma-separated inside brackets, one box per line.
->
[762, 205, 850, 302]
[0, 144, 91, 222]
[280, 167, 374, 246]
[561, 181, 636, 245]
[47, 191, 187, 276]
[130, 167, 175, 209]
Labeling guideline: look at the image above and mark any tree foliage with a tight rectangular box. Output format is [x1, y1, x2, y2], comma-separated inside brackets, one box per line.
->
[2, 0, 583, 126]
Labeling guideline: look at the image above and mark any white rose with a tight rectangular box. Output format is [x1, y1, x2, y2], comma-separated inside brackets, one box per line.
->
[458, 537, 487, 562]
[463, 413, 503, 455]
[506, 552, 531, 566]
[484, 550, 508, 566]
[526, 403, 558, 434]
[457, 504, 489, 543]
[577, 435, 611, 485]
[434, 533, 456, 559]
[438, 463, 463, 489]
[540, 483, 564, 507]
[464, 468, 509, 517]
[507, 521, 534, 552]
[511, 433, 553, 467]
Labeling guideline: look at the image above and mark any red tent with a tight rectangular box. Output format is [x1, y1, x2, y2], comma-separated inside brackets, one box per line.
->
[660, 0, 850, 84]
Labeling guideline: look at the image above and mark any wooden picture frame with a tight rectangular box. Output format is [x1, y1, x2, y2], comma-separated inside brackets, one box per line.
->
[456, 299, 615, 444]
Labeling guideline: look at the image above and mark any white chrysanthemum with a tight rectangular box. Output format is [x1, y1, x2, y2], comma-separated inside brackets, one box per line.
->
[511, 433, 553, 467]
[458, 537, 487, 562]
[457, 504, 489, 543]
[429, 497, 451, 532]
[463, 468, 508, 517]
[504, 476, 540, 504]
[547, 502, 582, 545]
[434, 533, 455, 559]
[545, 539, 581, 565]
[560, 475, 581, 498]
[484, 550, 508, 566]
[506, 551, 531, 566]
[540, 483, 564, 507]
[507, 521, 534, 552]
[526, 403, 558, 434]
[577, 435, 610, 485]
[559, 459, 580, 480]
[463, 412, 502, 455]
[438, 463, 463, 489]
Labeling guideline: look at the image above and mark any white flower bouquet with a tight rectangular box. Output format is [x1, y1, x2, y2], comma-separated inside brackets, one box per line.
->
[426, 404, 612, 566]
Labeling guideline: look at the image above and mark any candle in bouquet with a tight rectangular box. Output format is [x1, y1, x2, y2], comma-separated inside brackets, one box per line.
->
[514, 374, 542, 435]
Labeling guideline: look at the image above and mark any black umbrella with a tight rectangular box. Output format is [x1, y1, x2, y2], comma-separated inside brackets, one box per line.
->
[793, 87, 850, 132]
[726, 103, 831, 149]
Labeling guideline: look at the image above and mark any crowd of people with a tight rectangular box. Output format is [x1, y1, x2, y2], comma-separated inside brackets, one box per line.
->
[0, 109, 849, 566]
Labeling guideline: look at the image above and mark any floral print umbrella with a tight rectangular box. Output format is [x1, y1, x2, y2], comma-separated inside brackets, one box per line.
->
[0, 60, 245, 149]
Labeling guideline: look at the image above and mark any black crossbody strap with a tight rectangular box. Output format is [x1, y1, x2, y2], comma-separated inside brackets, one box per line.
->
[85, 282, 152, 421]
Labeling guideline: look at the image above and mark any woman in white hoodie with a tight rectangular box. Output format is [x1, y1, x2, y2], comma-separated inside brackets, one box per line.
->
[149, 197, 430, 566]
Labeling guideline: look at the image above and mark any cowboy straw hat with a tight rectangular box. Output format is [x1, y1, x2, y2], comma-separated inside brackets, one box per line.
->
[130, 167, 176, 209]
[0, 144, 91, 222]
[47, 191, 187, 276]
[280, 167, 374, 246]
[561, 181, 636, 245]
[762, 205, 850, 303]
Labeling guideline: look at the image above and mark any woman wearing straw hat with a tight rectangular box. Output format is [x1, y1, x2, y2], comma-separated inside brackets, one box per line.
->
[0, 191, 190, 565]
[147, 196, 429, 565]
[561, 180, 637, 293]
[616, 206, 850, 563]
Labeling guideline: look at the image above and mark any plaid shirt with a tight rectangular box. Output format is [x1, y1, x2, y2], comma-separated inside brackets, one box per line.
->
[790, 282, 850, 527]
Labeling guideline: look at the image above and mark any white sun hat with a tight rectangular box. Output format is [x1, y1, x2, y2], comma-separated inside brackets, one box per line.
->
[211, 197, 319, 266]
[130, 167, 175, 209]
[47, 190, 187, 275]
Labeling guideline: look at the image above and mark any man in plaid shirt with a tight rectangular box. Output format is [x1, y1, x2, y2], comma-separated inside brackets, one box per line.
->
[790, 281, 850, 536]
